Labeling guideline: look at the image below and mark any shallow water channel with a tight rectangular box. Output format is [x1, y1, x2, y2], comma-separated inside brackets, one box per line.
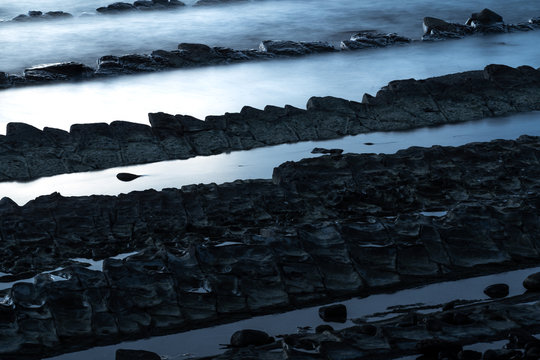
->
[1, 111, 538, 205]
[1, 31, 540, 131]
[43, 265, 540, 359]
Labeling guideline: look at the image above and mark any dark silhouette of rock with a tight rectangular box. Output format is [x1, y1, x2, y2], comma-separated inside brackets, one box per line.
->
[116, 173, 142, 182]
[230, 329, 273, 347]
[315, 324, 334, 333]
[416, 338, 462, 357]
[484, 283, 509, 298]
[523, 272, 540, 291]
[319, 304, 347, 323]
[311, 147, 344, 155]
[467, 8, 504, 26]
[116, 349, 161, 360]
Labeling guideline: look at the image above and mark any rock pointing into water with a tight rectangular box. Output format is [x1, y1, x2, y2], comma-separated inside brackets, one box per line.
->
[116, 172, 143, 182]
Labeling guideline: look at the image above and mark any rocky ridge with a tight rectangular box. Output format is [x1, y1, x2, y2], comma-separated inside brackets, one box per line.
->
[1, 135, 540, 357]
[204, 292, 540, 360]
[0, 9, 538, 89]
[0, 64, 539, 182]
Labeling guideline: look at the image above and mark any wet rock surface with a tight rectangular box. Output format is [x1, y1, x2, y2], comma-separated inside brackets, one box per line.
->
[423, 8, 536, 40]
[203, 292, 540, 360]
[1, 9, 539, 89]
[1, 64, 540, 182]
[10, 10, 73, 22]
[2, 135, 540, 357]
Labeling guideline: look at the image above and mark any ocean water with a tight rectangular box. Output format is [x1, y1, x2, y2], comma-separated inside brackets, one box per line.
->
[1, 0, 539, 73]
[1, 31, 539, 133]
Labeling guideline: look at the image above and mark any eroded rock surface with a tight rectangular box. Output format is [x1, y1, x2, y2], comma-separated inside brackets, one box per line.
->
[206, 293, 540, 360]
[1, 64, 540, 182]
[1, 135, 540, 357]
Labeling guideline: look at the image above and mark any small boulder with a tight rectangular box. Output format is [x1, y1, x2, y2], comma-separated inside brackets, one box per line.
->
[116, 349, 160, 360]
[315, 324, 334, 333]
[116, 173, 142, 182]
[319, 304, 347, 323]
[466, 8, 503, 27]
[483, 283, 509, 298]
[230, 329, 273, 347]
[523, 272, 540, 291]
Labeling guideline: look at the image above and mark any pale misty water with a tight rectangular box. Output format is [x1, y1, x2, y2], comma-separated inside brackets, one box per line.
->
[1, 0, 540, 73]
[0, 31, 540, 133]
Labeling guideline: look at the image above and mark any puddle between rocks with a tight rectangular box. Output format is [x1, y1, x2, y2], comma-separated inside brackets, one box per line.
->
[1, 111, 539, 205]
[44, 266, 540, 360]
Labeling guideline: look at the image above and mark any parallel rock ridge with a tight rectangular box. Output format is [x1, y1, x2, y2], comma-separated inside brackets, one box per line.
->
[1, 135, 540, 357]
[209, 293, 540, 360]
[1, 9, 539, 89]
[1, 64, 540, 182]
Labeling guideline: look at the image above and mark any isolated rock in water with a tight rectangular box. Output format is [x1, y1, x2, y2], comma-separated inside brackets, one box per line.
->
[466, 8, 504, 27]
[319, 304, 347, 323]
[116, 172, 142, 182]
[523, 272, 540, 291]
[97, 2, 136, 13]
[116, 349, 161, 360]
[311, 147, 343, 155]
[24, 62, 94, 82]
[341, 32, 410, 50]
[483, 283, 509, 298]
[230, 329, 273, 347]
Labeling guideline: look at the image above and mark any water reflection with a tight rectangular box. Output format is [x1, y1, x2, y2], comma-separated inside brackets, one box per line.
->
[1, 112, 538, 205]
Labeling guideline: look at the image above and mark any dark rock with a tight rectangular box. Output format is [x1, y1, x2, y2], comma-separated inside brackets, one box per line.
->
[315, 325, 334, 333]
[523, 272, 540, 291]
[416, 338, 462, 357]
[311, 148, 344, 155]
[28, 10, 43, 17]
[0, 72, 11, 89]
[467, 8, 504, 27]
[259, 40, 335, 56]
[44, 11, 73, 18]
[341, 32, 410, 50]
[483, 349, 522, 360]
[116, 349, 161, 360]
[116, 173, 143, 182]
[97, 2, 137, 13]
[483, 284, 509, 298]
[24, 62, 94, 82]
[422, 17, 473, 40]
[459, 350, 483, 360]
[230, 329, 273, 347]
[319, 304, 347, 323]
[177, 43, 224, 64]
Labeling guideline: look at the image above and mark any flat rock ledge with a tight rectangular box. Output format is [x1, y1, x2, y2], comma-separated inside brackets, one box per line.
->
[2, 135, 540, 357]
[0, 9, 538, 89]
[205, 292, 540, 360]
[1, 64, 540, 182]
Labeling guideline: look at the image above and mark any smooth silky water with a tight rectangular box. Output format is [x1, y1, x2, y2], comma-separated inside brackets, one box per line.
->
[42, 266, 540, 359]
[1, 111, 539, 205]
[1, 0, 539, 73]
[1, 31, 540, 132]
